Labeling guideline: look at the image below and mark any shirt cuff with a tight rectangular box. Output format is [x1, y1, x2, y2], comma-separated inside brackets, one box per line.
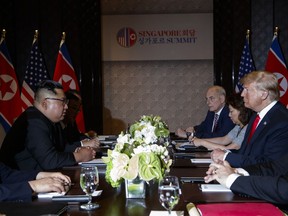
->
[235, 168, 250, 176]
[226, 173, 240, 189]
[223, 150, 230, 160]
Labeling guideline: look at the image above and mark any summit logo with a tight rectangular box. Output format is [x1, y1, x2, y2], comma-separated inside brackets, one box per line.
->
[116, 27, 137, 48]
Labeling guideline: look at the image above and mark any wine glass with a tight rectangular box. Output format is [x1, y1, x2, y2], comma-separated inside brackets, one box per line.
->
[80, 165, 100, 210]
[158, 176, 180, 215]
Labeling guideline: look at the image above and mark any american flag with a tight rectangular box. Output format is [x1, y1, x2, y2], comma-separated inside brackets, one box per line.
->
[21, 35, 49, 110]
[235, 35, 255, 93]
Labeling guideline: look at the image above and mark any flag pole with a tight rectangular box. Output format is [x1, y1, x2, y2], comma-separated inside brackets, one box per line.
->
[61, 32, 66, 41]
[246, 29, 250, 45]
[274, 26, 279, 36]
[1, 29, 6, 43]
[34, 30, 39, 40]
[1, 29, 6, 39]
[60, 32, 66, 47]
[33, 30, 39, 44]
[246, 29, 250, 40]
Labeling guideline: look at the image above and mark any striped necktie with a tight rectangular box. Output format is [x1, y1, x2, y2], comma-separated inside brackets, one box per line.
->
[212, 114, 219, 132]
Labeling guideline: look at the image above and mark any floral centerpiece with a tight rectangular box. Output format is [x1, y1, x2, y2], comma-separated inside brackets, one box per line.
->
[102, 115, 172, 188]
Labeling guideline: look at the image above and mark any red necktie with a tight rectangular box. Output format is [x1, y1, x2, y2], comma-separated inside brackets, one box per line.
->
[247, 115, 260, 143]
[212, 114, 219, 132]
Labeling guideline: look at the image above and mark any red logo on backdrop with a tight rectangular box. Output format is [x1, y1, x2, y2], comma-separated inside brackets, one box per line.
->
[116, 27, 137, 48]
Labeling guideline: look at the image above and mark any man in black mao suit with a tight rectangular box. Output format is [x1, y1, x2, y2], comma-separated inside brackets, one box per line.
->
[0, 162, 70, 201]
[211, 71, 288, 167]
[176, 85, 235, 139]
[0, 80, 95, 171]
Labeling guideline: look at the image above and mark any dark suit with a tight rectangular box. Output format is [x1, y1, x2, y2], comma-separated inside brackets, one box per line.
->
[0, 107, 76, 171]
[0, 162, 37, 201]
[226, 102, 288, 167]
[194, 105, 235, 138]
[231, 155, 288, 205]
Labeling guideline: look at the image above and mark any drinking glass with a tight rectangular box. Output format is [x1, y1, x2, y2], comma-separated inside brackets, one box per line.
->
[158, 176, 180, 215]
[80, 166, 100, 210]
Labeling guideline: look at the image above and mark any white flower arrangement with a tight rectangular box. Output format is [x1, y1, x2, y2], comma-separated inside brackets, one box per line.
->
[102, 115, 172, 188]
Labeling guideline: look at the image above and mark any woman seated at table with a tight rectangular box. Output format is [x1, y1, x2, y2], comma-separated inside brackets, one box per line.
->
[190, 93, 253, 150]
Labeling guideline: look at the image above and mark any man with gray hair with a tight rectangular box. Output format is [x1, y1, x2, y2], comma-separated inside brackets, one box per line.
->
[176, 85, 235, 139]
[211, 71, 288, 167]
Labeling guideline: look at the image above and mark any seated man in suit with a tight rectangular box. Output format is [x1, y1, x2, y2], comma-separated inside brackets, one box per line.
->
[191, 93, 253, 150]
[0, 162, 70, 201]
[176, 85, 235, 139]
[211, 71, 288, 167]
[61, 89, 99, 150]
[0, 80, 95, 171]
[205, 158, 288, 206]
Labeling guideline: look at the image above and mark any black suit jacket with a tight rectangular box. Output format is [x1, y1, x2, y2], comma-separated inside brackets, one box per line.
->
[0, 162, 37, 201]
[0, 107, 76, 171]
[194, 105, 235, 138]
[226, 102, 288, 167]
[231, 155, 288, 205]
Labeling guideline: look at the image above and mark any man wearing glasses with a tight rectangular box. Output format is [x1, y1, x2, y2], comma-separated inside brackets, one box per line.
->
[0, 80, 95, 171]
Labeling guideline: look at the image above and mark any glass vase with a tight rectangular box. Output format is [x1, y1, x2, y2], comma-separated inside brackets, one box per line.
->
[125, 176, 146, 198]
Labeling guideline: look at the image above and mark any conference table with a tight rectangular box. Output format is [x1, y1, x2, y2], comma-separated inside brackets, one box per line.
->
[33, 145, 266, 216]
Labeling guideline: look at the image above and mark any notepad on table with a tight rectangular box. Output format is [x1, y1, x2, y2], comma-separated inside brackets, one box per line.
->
[79, 158, 104, 165]
[38, 191, 67, 198]
[191, 158, 212, 164]
[200, 184, 231, 192]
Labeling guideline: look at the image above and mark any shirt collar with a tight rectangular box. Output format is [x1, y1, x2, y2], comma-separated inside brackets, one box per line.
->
[215, 106, 224, 116]
[258, 101, 277, 119]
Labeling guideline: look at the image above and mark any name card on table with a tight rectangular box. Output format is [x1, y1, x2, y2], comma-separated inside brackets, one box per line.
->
[191, 158, 212, 164]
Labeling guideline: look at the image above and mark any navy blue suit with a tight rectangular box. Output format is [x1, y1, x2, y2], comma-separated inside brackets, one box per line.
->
[231, 154, 288, 205]
[226, 102, 288, 167]
[0, 162, 37, 201]
[194, 105, 235, 138]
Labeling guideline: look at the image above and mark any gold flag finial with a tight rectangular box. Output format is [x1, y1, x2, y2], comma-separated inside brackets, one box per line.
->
[274, 27, 279, 36]
[61, 32, 66, 41]
[1, 29, 6, 40]
[34, 30, 39, 40]
[246, 29, 250, 39]
[246, 29, 250, 36]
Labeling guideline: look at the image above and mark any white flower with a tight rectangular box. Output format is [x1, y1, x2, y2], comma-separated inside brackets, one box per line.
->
[103, 115, 171, 187]
[117, 133, 131, 144]
[110, 152, 130, 182]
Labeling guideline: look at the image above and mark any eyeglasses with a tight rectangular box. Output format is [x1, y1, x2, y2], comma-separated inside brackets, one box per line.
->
[45, 97, 69, 105]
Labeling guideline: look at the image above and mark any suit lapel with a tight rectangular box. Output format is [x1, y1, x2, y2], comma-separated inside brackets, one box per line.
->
[248, 117, 269, 146]
[244, 102, 280, 150]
